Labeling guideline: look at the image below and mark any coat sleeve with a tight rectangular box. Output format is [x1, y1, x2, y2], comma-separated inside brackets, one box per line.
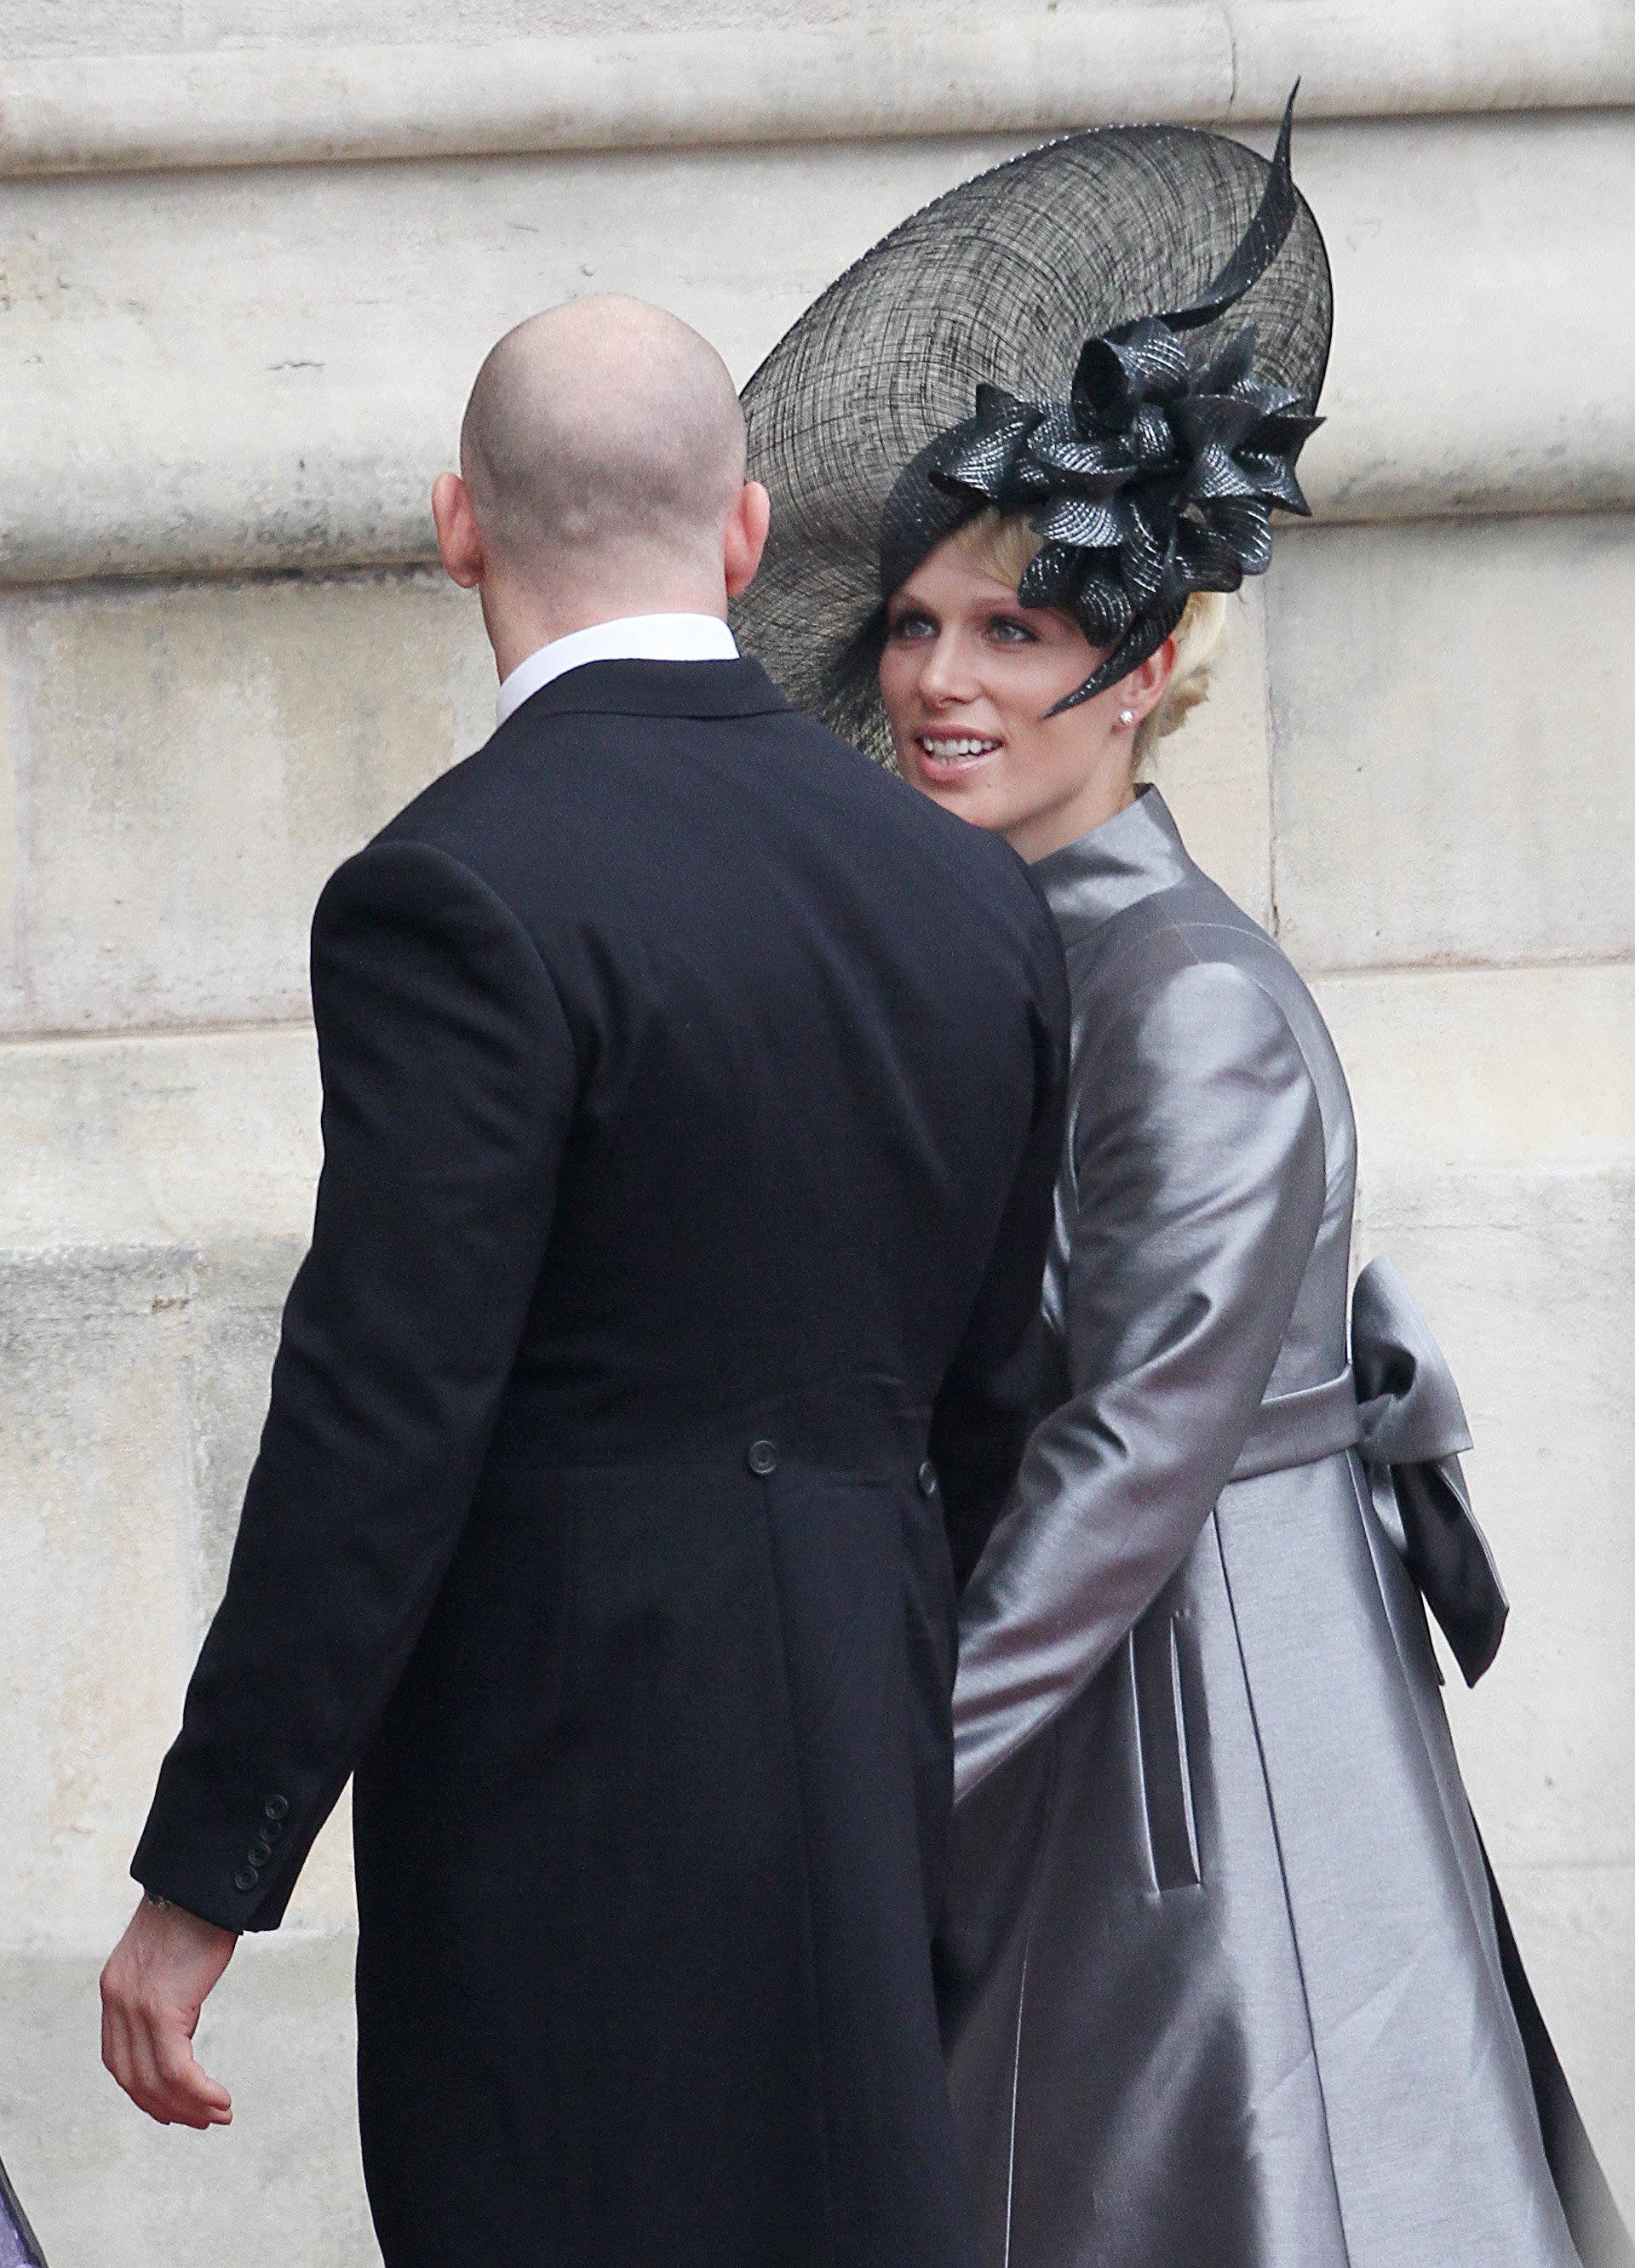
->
[132, 838, 577, 1931]
[951, 954, 1327, 1803]
[929, 898, 1071, 1590]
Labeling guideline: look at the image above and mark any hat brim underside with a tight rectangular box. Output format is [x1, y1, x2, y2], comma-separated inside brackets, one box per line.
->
[734, 123, 1333, 768]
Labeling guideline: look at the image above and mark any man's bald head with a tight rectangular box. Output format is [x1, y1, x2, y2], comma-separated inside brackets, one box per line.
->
[460, 296, 748, 586]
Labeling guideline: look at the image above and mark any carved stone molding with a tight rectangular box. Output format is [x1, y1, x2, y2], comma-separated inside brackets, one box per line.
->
[3, 3, 1631, 179]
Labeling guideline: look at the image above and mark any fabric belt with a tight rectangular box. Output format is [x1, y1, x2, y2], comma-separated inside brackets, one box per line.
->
[1231, 1368, 1362, 1480]
[1227, 1256, 1509, 1687]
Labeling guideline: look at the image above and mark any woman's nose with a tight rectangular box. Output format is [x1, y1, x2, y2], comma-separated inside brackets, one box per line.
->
[918, 634, 977, 706]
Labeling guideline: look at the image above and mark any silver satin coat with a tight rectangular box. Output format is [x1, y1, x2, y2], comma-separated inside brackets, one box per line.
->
[938, 786, 1583, 2268]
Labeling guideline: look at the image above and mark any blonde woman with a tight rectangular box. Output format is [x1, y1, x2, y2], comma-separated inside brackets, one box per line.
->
[738, 106, 1630, 2268]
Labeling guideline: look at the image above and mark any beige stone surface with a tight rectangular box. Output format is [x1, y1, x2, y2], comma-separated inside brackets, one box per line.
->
[10, 6, 1627, 184]
[0, 1295, 357, 1938]
[0, 1938, 377, 2268]
[0, 616, 20, 1005]
[1, 570, 492, 1035]
[3, 112, 1633, 582]
[0, 17, 1226, 178]
[0, 1253, 197, 1953]
[0, 1231, 359, 1945]
[1269, 513, 1635, 973]
[1503, 1863, 1635, 2220]
[0, 1027, 364, 1944]
[2, 0, 1081, 52]
[1146, 582, 1272, 929]
[1320, 967, 1635, 1870]
[0, 131, 1017, 581]
[1317, 962, 1635, 1179]
[3, 1024, 320, 1245]
[1353, 1174, 1635, 1867]
[1328, 963, 1635, 2215]
[58, 0, 1612, 66]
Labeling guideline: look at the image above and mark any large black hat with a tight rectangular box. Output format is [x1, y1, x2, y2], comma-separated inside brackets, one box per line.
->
[735, 99, 1332, 763]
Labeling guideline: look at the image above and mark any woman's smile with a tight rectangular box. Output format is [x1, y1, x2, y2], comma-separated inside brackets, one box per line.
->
[913, 730, 1005, 782]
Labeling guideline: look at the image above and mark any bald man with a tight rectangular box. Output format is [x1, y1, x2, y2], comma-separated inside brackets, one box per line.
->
[102, 297, 1068, 2268]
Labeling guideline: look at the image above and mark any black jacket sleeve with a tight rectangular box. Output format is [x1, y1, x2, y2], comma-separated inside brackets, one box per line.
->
[132, 839, 577, 1930]
[929, 898, 1071, 1590]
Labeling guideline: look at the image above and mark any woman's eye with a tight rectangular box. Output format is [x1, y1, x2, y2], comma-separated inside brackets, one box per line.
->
[887, 612, 934, 641]
[988, 616, 1036, 644]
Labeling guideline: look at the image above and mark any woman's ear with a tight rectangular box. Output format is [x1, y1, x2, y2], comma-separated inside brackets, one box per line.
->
[1123, 632, 1179, 726]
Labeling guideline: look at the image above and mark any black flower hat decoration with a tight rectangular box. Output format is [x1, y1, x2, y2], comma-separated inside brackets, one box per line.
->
[900, 93, 1322, 713]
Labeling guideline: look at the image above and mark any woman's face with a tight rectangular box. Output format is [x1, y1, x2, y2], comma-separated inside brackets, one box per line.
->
[879, 536, 1160, 862]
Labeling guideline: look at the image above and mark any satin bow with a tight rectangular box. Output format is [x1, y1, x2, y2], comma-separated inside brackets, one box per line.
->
[1351, 1256, 1509, 1687]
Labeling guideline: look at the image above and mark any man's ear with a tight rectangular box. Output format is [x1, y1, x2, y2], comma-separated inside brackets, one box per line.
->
[433, 472, 485, 591]
[723, 480, 772, 600]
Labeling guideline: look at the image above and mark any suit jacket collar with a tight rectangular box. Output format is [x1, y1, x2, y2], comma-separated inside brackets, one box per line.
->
[497, 656, 794, 728]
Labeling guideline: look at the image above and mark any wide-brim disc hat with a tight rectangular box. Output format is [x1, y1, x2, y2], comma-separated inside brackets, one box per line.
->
[734, 100, 1333, 765]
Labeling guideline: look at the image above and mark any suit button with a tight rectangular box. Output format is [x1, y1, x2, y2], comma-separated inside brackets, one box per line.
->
[917, 1459, 938, 1498]
[247, 1839, 272, 1868]
[234, 1867, 261, 1893]
[262, 1816, 284, 1842]
[747, 1440, 777, 1476]
[264, 1795, 290, 1821]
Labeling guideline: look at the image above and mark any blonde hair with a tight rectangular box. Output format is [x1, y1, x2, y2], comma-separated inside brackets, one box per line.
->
[949, 507, 1227, 765]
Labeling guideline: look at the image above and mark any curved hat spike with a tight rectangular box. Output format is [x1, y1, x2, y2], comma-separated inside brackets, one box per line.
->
[1159, 84, 1302, 334]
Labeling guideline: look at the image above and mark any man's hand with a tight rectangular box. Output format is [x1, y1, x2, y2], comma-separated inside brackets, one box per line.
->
[100, 1896, 238, 2128]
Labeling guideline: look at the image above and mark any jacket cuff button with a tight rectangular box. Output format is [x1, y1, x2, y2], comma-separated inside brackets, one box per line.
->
[917, 1459, 939, 1498]
[747, 1440, 777, 1476]
[234, 1867, 261, 1893]
[263, 1796, 290, 1821]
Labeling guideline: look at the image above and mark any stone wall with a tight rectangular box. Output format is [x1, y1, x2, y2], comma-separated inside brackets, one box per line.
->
[2, 6, 1631, 2259]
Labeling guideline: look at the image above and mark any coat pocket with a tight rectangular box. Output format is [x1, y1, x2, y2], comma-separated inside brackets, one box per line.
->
[1130, 1612, 1202, 1892]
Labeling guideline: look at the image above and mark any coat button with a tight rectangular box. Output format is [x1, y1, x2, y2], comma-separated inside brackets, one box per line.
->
[262, 1815, 284, 1842]
[264, 1795, 290, 1821]
[234, 1867, 261, 1893]
[247, 1839, 272, 1868]
[917, 1459, 939, 1498]
[747, 1440, 777, 1476]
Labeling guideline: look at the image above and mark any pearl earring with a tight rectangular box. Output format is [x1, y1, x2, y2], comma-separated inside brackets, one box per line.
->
[1118, 707, 1137, 727]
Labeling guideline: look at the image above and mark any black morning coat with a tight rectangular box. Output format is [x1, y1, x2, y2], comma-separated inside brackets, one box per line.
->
[131, 656, 1070, 2268]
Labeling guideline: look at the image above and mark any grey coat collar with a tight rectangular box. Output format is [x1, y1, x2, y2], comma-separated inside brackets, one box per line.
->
[1028, 784, 1196, 947]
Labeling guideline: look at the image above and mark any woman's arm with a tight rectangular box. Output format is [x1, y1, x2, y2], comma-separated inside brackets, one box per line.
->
[952, 952, 1327, 1801]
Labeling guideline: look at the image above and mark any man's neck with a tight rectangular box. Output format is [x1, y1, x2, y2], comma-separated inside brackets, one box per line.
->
[491, 612, 742, 729]
[483, 588, 728, 684]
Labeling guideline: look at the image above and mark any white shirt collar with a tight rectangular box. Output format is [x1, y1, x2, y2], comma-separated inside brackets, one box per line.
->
[495, 613, 739, 727]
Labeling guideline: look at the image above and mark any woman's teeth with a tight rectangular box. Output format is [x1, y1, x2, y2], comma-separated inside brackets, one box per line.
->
[920, 736, 999, 765]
